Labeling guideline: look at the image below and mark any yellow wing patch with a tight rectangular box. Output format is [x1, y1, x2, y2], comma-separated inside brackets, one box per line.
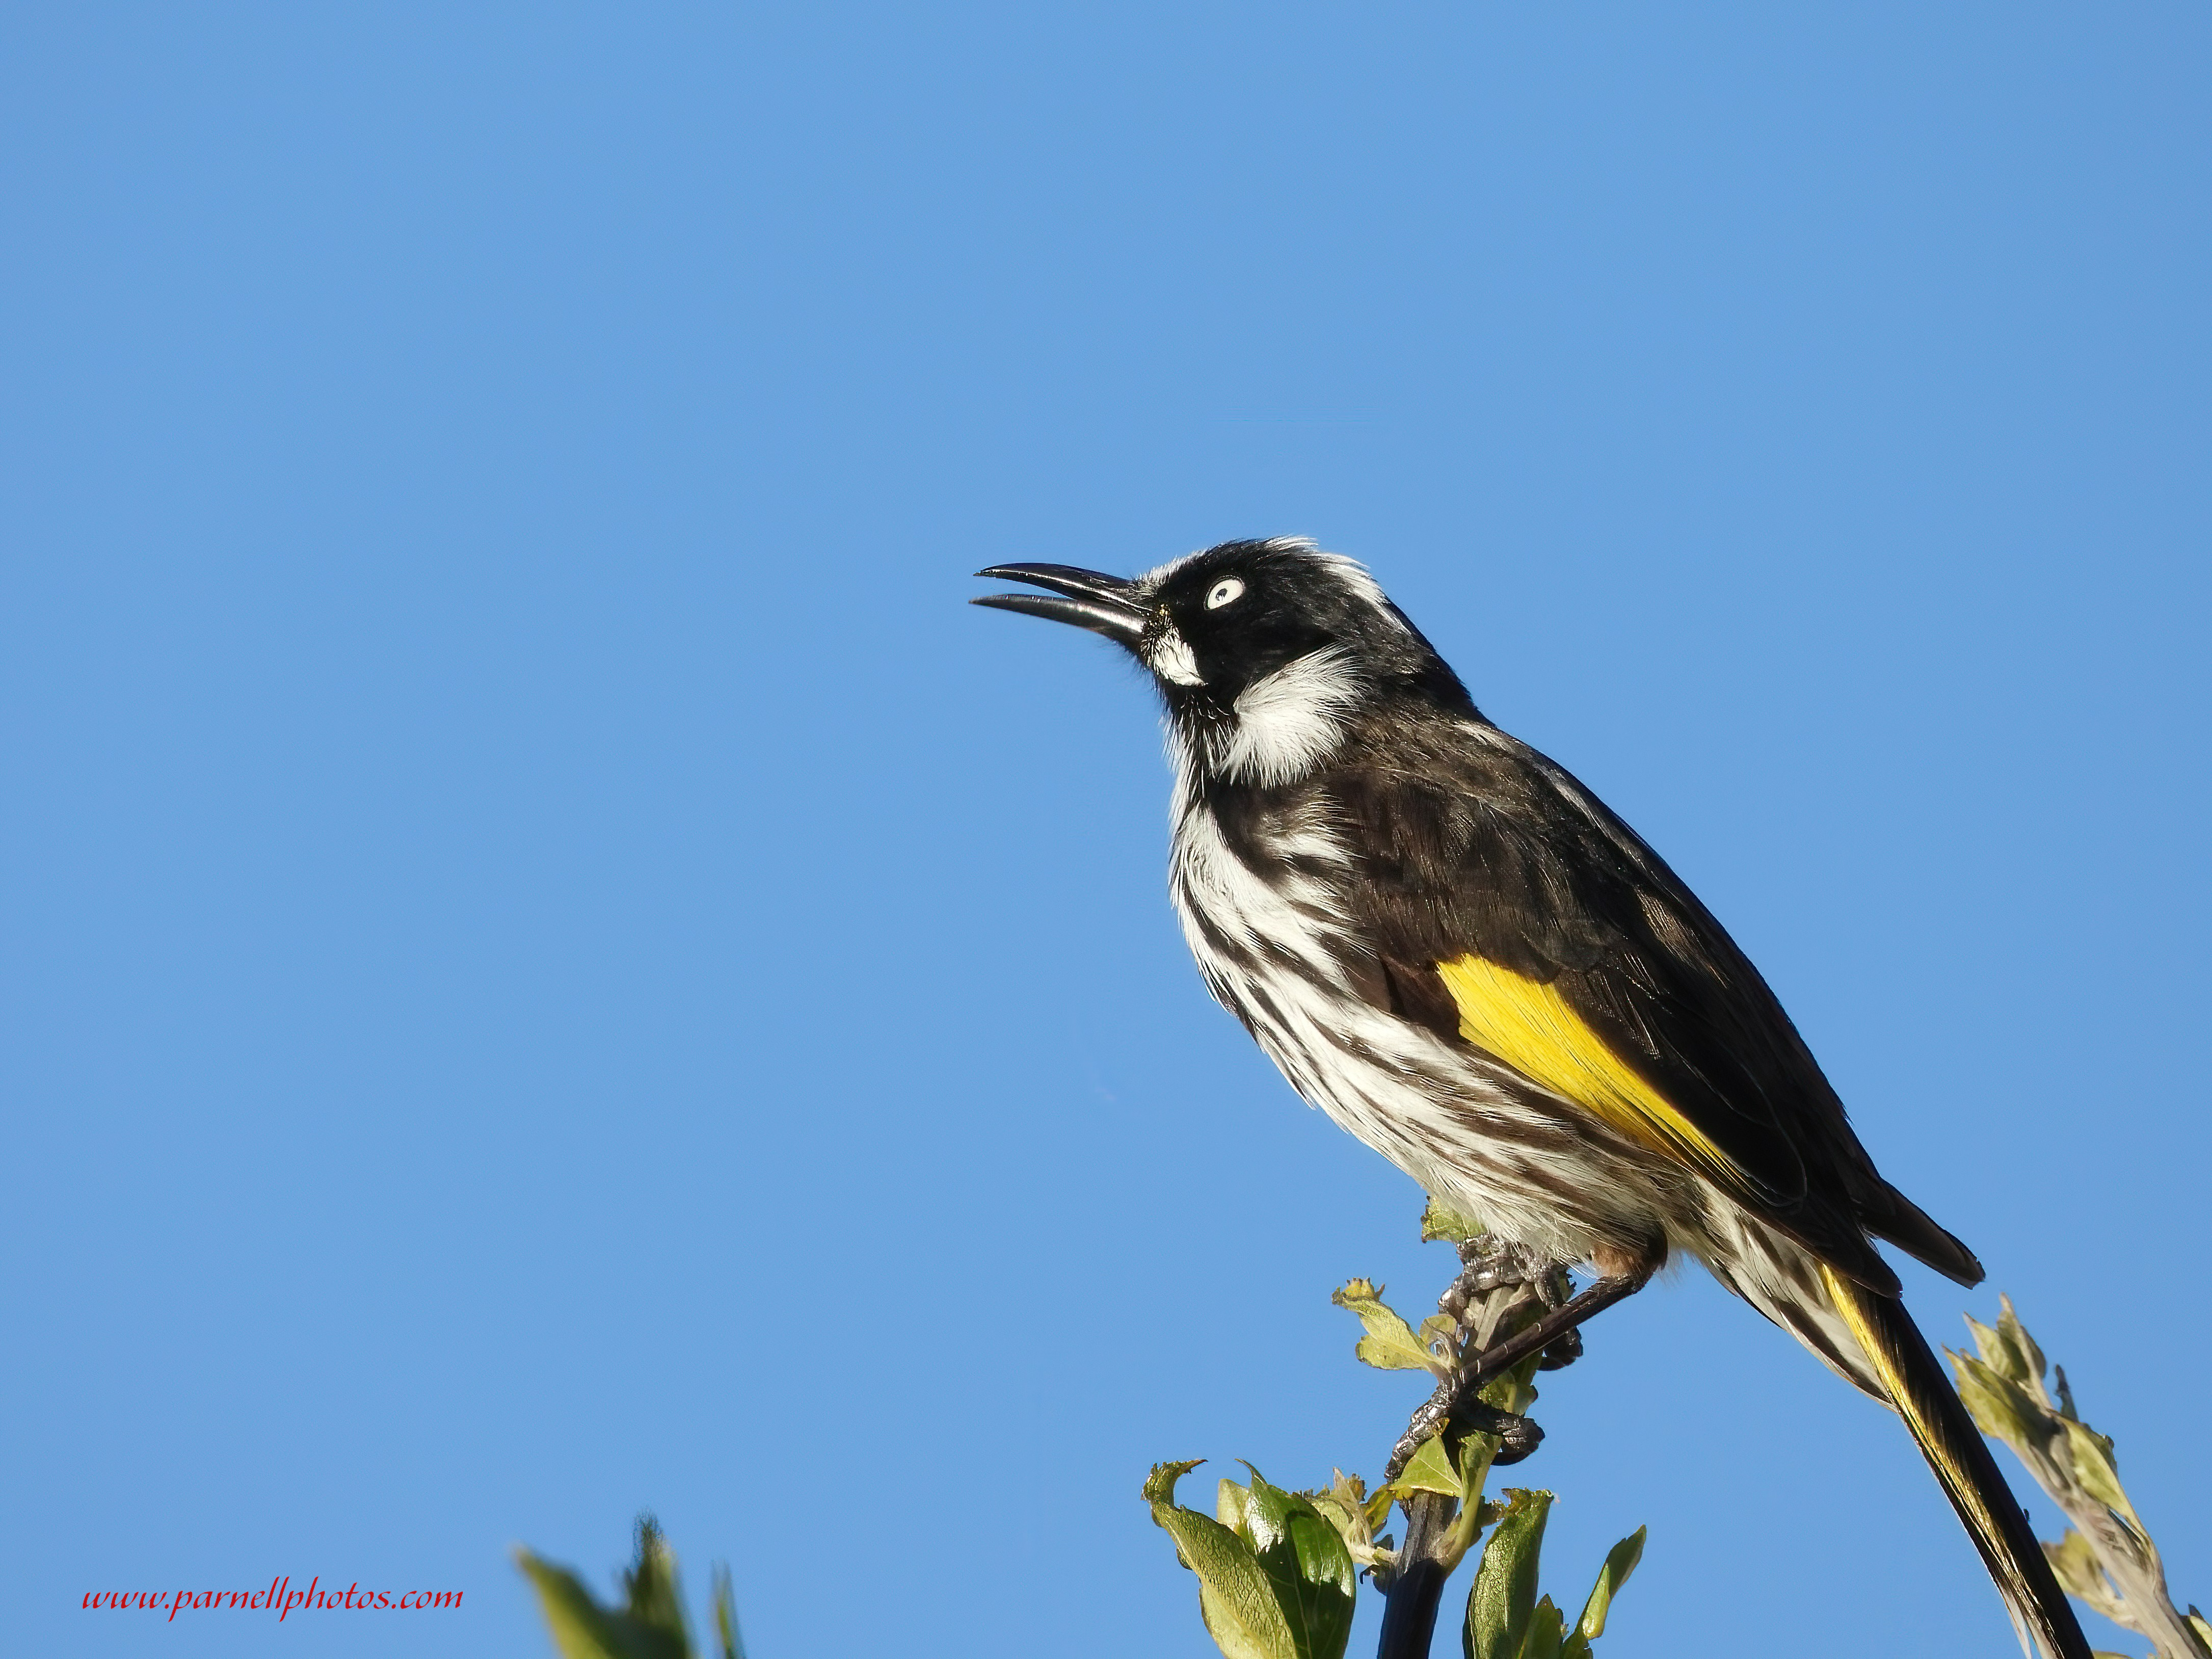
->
[1435, 954, 1741, 1182]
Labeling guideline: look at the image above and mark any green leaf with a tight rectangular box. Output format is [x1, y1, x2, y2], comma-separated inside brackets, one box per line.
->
[1964, 1298, 2059, 1410]
[2057, 1418, 2139, 1529]
[1560, 1527, 1644, 1657]
[1455, 1426, 1508, 1495]
[1318, 1478, 1389, 1539]
[514, 1517, 696, 1659]
[1353, 1471, 1397, 1538]
[1993, 1296, 2049, 1401]
[1332, 1280, 1448, 1374]
[1962, 1313, 2011, 1375]
[1219, 1476, 1258, 1537]
[1518, 1595, 1565, 1659]
[709, 1565, 745, 1659]
[1146, 1459, 1209, 1506]
[1145, 1462, 1302, 1659]
[1307, 1471, 1396, 1574]
[1463, 1489, 1553, 1659]
[515, 1550, 689, 1659]
[1421, 1198, 1487, 1244]
[516, 1553, 625, 1659]
[1238, 1467, 1359, 1659]
[1305, 1498, 1363, 1563]
[1948, 1352, 2045, 1454]
[2185, 1607, 2210, 1647]
[1391, 1435, 1462, 1499]
[621, 1517, 687, 1641]
[2042, 1531, 2106, 1601]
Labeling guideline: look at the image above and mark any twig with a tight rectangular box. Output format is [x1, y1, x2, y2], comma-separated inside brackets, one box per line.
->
[1374, 1243, 1563, 1659]
[1375, 1494, 1455, 1659]
[1951, 1301, 2211, 1659]
[1381, 1257, 1638, 1485]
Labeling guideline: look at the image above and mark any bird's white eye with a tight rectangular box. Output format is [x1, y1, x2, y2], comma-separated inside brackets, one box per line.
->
[1206, 577, 1246, 610]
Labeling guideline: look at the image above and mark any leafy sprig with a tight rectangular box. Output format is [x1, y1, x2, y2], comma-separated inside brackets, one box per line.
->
[1142, 1206, 1645, 1659]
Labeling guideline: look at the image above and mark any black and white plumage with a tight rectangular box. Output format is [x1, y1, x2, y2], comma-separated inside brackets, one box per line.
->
[975, 537, 2090, 1659]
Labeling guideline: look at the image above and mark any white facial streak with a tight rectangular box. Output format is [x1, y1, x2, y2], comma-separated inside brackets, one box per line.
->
[1145, 624, 1204, 686]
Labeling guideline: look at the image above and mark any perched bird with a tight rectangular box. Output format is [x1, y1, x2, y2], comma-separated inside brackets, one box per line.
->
[974, 537, 2090, 1659]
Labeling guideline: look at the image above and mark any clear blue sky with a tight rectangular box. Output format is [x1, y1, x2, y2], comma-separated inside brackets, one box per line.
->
[4, 5, 2207, 1657]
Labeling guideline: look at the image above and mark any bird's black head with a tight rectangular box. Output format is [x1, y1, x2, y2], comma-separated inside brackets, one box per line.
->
[974, 538, 1473, 784]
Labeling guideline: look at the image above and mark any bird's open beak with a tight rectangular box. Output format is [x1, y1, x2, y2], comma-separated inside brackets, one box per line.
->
[971, 564, 1147, 648]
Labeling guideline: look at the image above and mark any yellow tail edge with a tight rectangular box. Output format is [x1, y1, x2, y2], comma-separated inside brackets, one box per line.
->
[1818, 1263, 2091, 1659]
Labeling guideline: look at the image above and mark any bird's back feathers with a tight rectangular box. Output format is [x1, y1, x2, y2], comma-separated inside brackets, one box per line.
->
[1214, 706, 1983, 1291]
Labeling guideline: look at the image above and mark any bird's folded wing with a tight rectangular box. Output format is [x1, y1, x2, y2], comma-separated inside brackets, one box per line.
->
[1332, 729, 1903, 1278]
[1430, 949, 1776, 1197]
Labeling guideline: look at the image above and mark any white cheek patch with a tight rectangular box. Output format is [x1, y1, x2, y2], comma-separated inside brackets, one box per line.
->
[1218, 647, 1363, 786]
[1147, 625, 1204, 687]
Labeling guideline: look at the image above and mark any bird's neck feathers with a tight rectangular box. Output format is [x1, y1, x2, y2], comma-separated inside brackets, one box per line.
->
[1164, 645, 1478, 797]
[1165, 646, 1367, 789]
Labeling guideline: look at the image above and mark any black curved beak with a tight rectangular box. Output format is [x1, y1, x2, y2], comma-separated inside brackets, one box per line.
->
[971, 564, 1146, 649]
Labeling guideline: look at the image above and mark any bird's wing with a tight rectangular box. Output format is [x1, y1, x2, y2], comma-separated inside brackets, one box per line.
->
[1329, 723, 1970, 1289]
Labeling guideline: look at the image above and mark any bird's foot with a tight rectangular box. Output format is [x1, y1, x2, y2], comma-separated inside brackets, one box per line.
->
[1535, 1326, 1584, 1371]
[1460, 1402, 1544, 1465]
[1437, 1235, 1581, 1365]
[1436, 1235, 1549, 1323]
[1383, 1393, 1547, 1479]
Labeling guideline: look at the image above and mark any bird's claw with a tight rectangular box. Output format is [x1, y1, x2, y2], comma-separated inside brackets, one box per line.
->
[1537, 1327, 1584, 1371]
[1455, 1401, 1545, 1465]
[1438, 1235, 1551, 1321]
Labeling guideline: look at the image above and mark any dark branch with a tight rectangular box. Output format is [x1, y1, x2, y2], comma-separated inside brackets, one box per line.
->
[1373, 1247, 1651, 1659]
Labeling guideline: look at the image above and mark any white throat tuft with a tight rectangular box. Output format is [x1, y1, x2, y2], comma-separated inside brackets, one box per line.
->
[1216, 647, 1364, 787]
[1145, 625, 1204, 687]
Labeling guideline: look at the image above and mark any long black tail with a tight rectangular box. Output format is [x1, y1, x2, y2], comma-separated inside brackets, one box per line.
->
[1819, 1266, 2092, 1659]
